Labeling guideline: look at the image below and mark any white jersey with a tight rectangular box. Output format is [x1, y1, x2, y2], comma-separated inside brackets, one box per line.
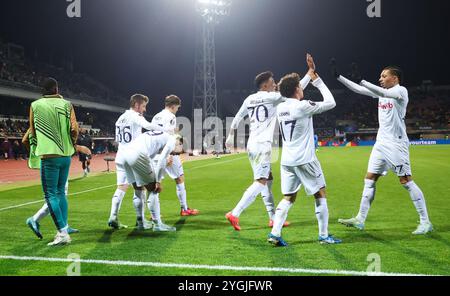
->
[151, 109, 177, 135]
[338, 77, 409, 143]
[126, 131, 176, 181]
[115, 109, 164, 150]
[230, 75, 312, 145]
[231, 91, 282, 144]
[277, 78, 336, 166]
[362, 83, 409, 143]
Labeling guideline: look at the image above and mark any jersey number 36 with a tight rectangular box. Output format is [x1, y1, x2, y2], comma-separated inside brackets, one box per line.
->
[116, 126, 132, 143]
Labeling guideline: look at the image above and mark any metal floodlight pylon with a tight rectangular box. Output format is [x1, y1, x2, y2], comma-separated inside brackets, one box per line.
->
[193, 0, 231, 120]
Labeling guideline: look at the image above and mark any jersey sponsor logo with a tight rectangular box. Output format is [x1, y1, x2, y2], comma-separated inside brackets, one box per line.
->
[378, 102, 394, 110]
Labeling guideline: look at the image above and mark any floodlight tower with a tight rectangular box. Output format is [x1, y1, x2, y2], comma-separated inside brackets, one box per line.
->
[193, 0, 231, 120]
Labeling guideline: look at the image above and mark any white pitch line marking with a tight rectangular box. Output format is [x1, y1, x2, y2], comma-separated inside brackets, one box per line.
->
[0, 255, 440, 276]
[0, 184, 116, 212]
[0, 155, 247, 212]
[186, 155, 247, 170]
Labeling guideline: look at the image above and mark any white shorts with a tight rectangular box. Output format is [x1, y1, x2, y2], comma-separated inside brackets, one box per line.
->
[280, 159, 326, 196]
[115, 150, 155, 187]
[247, 141, 272, 180]
[368, 141, 412, 177]
[115, 150, 128, 185]
[165, 155, 184, 179]
[115, 165, 128, 185]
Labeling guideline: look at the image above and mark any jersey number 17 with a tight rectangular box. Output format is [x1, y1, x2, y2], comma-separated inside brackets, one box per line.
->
[279, 120, 296, 142]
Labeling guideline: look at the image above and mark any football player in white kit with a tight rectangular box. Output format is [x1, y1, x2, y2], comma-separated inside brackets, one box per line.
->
[151, 95, 199, 216]
[267, 72, 342, 247]
[115, 130, 177, 232]
[107, 94, 165, 230]
[332, 63, 433, 235]
[224, 54, 316, 231]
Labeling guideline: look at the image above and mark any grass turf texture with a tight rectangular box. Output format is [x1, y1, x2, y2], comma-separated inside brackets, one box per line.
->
[0, 146, 449, 276]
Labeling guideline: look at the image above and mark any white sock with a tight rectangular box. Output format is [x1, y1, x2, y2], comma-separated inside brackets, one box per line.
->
[141, 191, 147, 220]
[356, 179, 376, 222]
[231, 182, 265, 217]
[59, 226, 69, 235]
[315, 197, 329, 237]
[133, 189, 144, 220]
[147, 191, 162, 224]
[261, 180, 275, 220]
[403, 181, 430, 224]
[271, 199, 293, 237]
[33, 203, 49, 222]
[176, 183, 188, 211]
[65, 181, 69, 196]
[109, 189, 126, 220]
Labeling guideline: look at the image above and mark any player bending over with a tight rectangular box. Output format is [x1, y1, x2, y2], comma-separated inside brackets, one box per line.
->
[115, 130, 177, 232]
[331, 61, 433, 235]
[268, 71, 341, 247]
[108, 94, 165, 230]
[151, 95, 199, 217]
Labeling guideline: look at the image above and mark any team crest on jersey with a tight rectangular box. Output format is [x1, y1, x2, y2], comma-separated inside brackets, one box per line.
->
[308, 100, 316, 106]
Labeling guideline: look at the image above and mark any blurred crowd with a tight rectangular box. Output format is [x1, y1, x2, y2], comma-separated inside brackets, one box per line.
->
[0, 39, 127, 106]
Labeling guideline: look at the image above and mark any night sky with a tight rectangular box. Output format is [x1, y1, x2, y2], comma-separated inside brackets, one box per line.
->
[1, 0, 449, 117]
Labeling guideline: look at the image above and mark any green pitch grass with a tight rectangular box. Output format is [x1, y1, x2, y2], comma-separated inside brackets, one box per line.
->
[0, 146, 449, 276]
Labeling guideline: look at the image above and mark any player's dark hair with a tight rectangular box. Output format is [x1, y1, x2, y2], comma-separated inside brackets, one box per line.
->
[165, 95, 181, 107]
[254, 71, 274, 89]
[41, 77, 58, 95]
[130, 94, 149, 108]
[278, 73, 300, 98]
[384, 66, 403, 84]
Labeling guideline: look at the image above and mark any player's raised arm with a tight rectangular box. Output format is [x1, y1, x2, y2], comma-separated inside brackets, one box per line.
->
[330, 58, 378, 98]
[337, 75, 378, 98]
[299, 53, 315, 90]
[359, 80, 405, 100]
[300, 76, 336, 116]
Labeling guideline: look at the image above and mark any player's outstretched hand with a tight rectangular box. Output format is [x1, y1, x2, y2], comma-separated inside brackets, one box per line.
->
[350, 62, 362, 83]
[307, 53, 315, 71]
[329, 58, 340, 78]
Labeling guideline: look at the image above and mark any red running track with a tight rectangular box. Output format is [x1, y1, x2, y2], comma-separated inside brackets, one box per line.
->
[0, 153, 117, 185]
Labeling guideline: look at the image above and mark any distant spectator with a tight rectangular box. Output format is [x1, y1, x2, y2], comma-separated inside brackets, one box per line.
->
[1, 137, 11, 160]
[12, 139, 21, 160]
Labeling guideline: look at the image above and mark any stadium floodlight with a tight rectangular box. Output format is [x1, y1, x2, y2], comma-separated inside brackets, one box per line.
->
[193, 0, 231, 151]
[196, 0, 231, 24]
